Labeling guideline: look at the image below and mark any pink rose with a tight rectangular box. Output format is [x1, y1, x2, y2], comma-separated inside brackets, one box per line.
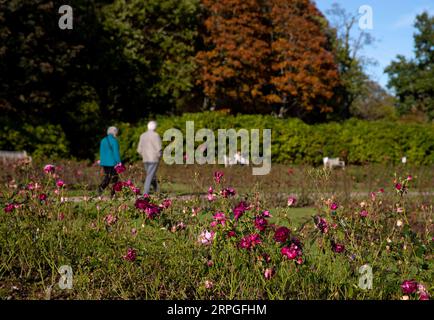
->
[213, 171, 224, 184]
[287, 197, 296, 207]
[401, 280, 418, 295]
[264, 268, 275, 280]
[123, 248, 137, 262]
[274, 227, 290, 243]
[43, 164, 55, 174]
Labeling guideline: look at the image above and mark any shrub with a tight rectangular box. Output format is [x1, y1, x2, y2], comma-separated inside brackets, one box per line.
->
[117, 112, 434, 165]
[0, 123, 69, 159]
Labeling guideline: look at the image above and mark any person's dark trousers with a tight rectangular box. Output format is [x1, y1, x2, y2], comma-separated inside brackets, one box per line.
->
[98, 166, 119, 197]
[144, 162, 159, 194]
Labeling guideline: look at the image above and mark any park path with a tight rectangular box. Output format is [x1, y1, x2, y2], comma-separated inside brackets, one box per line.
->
[65, 191, 434, 203]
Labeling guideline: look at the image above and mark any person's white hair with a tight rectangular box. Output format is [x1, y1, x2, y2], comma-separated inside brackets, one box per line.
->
[107, 126, 118, 136]
[147, 121, 157, 131]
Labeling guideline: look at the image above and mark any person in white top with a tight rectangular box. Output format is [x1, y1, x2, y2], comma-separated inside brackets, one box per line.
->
[137, 121, 162, 194]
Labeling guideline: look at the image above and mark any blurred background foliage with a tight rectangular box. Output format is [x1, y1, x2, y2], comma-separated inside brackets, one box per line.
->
[0, 1, 432, 161]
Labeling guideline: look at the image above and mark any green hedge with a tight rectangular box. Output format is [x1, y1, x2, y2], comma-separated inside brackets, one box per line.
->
[0, 123, 69, 159]
[118, 112, 434, 165]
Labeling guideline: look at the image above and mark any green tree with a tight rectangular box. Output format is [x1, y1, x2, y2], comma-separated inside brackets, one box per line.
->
[0, 0, 200, 159]
[385, 12, 434, 121]
[101, 0, 199, 112]
[350, 80, 397, 120]
[0, 0, 108, 158]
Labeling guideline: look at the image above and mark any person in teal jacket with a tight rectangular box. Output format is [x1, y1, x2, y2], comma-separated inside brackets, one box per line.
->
[98, 126, 122, 196]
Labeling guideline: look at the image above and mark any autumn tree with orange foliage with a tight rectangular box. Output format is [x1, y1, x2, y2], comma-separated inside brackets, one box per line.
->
[196, 0, 271, 113]
[196, 0, 341, 118]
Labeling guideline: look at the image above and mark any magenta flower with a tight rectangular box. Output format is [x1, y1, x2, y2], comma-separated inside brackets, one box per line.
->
[287, 197, 296, 207]
[233, 201, 249, 220]
[144, 203, 161, 219]
[135, 198, 149, 210]
[131, 187, 141, 195]
[239, 237, 250, 249]
[419, 292, 430, 300]
[43, 164, 55, 174]
[38, 193, 47, 201]
[112, 181, 123, 192]
[332, 242, 345, 253]
[135, 198, 161, 219]
[254, 216, 268, 232]
[261, 210, 272, 217]
[274, 226, 290, 243]
[58, 213, 65, 221]
[401, 280, 418, 295]
[360, 210, 368, 218]
[239, 234, 262, 250]
[330, 203, 338, 211]
[4, 203, 15, 213]
[56, 179, 65, 188]
[407, 175, 412, 181]
[395, 183, 402, 191]
[264, 268, 275, 280]
[281, 243, 301, 260]
[315, 216, 329, 234]
[160, 199, 172, 209]
[418, 284, 430, 300]
[213, 171, 224, 184]
[123, 248, 137, 262]
[211, 212, 226, 228]
[114, 163, 126, 174]
[221, 187, 236, 198]
[227, 230, 237, 238]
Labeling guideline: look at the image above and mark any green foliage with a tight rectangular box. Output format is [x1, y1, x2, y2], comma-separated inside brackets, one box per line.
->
[101, 0, 199, 105]
[118, 112, 434, 165]
[0, 0, 200, 159]
[0, 123, 69, 158]
[386, 12, 434, 121]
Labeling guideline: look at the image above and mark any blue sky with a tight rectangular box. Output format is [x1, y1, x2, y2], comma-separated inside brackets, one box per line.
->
[314, 0, 434, 90]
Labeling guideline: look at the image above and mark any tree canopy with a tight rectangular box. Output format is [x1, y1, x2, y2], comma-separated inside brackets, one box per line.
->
[385, 12, 434, 122]
[1, 1, 428, 159]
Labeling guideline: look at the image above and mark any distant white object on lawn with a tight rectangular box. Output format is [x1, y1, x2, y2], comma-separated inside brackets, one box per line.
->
[0, 150, 32, 163]
[224, 151, 249, 167]
[323, 157, 345, 169]
[402, 157, 407, 164]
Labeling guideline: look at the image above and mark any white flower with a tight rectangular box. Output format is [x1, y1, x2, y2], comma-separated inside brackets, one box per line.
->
[198, 230, 215, 245]
[396, 220, 403, 227]
[204, 280, 214, 289]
